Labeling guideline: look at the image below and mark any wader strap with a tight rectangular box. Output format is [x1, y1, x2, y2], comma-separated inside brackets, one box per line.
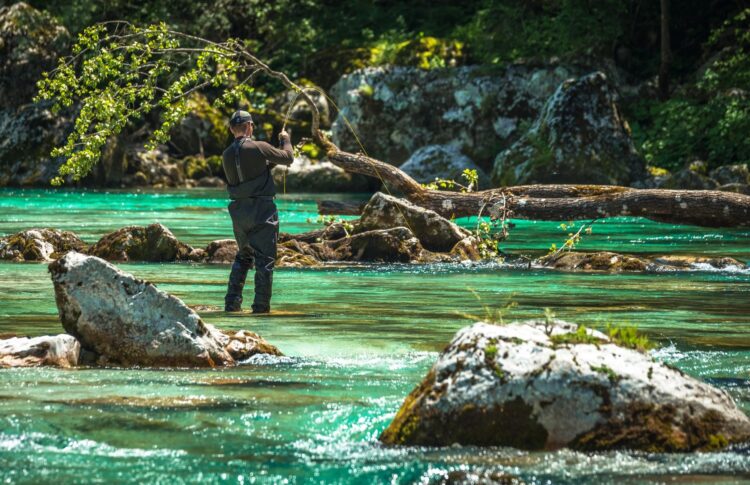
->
[233, 138, 246, 183]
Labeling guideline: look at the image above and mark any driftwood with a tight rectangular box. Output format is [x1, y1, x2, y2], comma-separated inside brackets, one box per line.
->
[320, 148, 750, 228]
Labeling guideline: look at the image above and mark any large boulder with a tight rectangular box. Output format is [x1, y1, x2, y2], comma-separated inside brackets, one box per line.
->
[381, 321, 750, 451]
[399, 145, 491, 190]
[87, 223, 196, 262]
[492, 72, 645, 186]
[358, 192, 470, 252]
[271, 155, 371, 192]
[331, 64, 584, 168]
[49, 252, 281, 367]
[0, 228, 86, 262]
[0, 334, 80, 368]
[0, 3, 69, 110]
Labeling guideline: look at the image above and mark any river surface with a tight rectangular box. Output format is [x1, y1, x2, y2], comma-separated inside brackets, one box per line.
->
[0, 188, 749, 484]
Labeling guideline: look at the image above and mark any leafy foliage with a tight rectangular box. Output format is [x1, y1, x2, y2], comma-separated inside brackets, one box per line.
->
[35, 22, 261, 183]
[629, 8, 750, 171]
[606, 324, 656, 353]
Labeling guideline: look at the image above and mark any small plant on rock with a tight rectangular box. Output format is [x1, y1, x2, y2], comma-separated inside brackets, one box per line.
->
[458, 288, 517, 325]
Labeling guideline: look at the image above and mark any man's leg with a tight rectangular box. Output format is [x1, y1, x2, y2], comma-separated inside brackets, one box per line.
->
[224, 245, 254, 311]
[224, 200, 255, 312]
[247, 203, 279, 313]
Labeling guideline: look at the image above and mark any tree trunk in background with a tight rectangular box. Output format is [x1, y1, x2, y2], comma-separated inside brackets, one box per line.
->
[659, 0, 671, 100]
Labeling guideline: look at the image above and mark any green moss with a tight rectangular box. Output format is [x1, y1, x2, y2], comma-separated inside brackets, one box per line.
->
[484, 343, 498, 360]
[590, 364, 620, 384]
[550, 324, 604, 347]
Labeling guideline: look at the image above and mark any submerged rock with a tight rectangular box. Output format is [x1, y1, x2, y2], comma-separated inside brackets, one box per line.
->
[493, 71, 645, 186]
[271, 155, 371, 192]
[539, 251, 747, 272]
[49, 252, 281, 367]
[358, 192, 470, 252]
[0, 228, 86, 262]
[87, 223, 195, 262]
[0, 334, 80, 368]
[399, 145, 491, 190]
[381, 321, 750, 451]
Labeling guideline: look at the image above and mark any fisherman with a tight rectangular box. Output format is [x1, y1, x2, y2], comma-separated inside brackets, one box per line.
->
[222, 110, 294, 313]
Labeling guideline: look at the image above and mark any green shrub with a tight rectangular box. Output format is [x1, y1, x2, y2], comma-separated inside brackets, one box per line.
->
[629, 8, 750, 171]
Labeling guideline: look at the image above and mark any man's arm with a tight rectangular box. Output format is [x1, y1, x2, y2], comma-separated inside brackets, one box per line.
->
[257, 130, 294, 166]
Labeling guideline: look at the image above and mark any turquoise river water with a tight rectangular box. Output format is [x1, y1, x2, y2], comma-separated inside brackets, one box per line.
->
[0, 188, 749, 484]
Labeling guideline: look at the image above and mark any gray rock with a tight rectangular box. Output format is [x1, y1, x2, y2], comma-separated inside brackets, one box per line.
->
[0, 228, 86, 262]
[381, 321, 750, 451]
[49, 252, 281, 367]
[358, 192, 470, 252]
[271, 155, 371, 192]
[399, 145, 491, 189]
[0, 334, 80, 368]
[710, 164, 750, 185]
[660, 169, 719, 190]
[331, 64, 583, 168]
[275, 86, 331, 128]
[327, 226, 424, 263]
[492, 71, 645, 186]
[87, 223, 194, 262]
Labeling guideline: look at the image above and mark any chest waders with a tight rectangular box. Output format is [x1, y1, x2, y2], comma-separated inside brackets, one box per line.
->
[224, 138, 279, 314]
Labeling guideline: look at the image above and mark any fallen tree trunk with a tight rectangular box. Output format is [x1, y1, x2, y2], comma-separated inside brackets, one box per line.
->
[322, 149, 750, 227]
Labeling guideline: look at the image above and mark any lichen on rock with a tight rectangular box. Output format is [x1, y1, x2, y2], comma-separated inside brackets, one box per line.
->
[492, 71, 646, 186]
[48, 252, 281, 367]
[380, 320, 750, 451]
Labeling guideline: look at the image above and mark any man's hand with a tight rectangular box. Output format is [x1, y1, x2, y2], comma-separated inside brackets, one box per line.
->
[279, 130, 290, 143]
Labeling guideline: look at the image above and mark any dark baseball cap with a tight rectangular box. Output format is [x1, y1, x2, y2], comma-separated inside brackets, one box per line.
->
[229, 110, 253, 126]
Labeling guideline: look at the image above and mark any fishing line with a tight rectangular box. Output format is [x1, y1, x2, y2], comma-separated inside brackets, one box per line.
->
[307, 86, 419, 236]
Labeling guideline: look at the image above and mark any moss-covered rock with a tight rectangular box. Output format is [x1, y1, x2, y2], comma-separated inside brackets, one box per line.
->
[0, 228, 86, 262]
[492, 72, 645, 186]
[380, 320, 750, 451]
[331, 63, 585, 169]
[87, 223, 195, 262]
[538, 251, 747, 272]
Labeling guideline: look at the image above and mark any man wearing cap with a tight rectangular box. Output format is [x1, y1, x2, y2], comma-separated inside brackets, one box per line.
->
[222, 110, 293, 313]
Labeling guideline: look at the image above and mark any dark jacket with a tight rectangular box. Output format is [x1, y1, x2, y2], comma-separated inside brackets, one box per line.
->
[222, 137, 294, 198]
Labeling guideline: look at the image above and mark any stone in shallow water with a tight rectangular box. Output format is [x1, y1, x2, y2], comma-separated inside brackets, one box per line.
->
[87, 223, 196, 262]
[358, 192, 469, 252]
[49, 252, 281, 367]
[0, 334, 80, 368]
[380, 320, 750, 451]
[0, 228, 86, 262]
[538, 251, 747, 272]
